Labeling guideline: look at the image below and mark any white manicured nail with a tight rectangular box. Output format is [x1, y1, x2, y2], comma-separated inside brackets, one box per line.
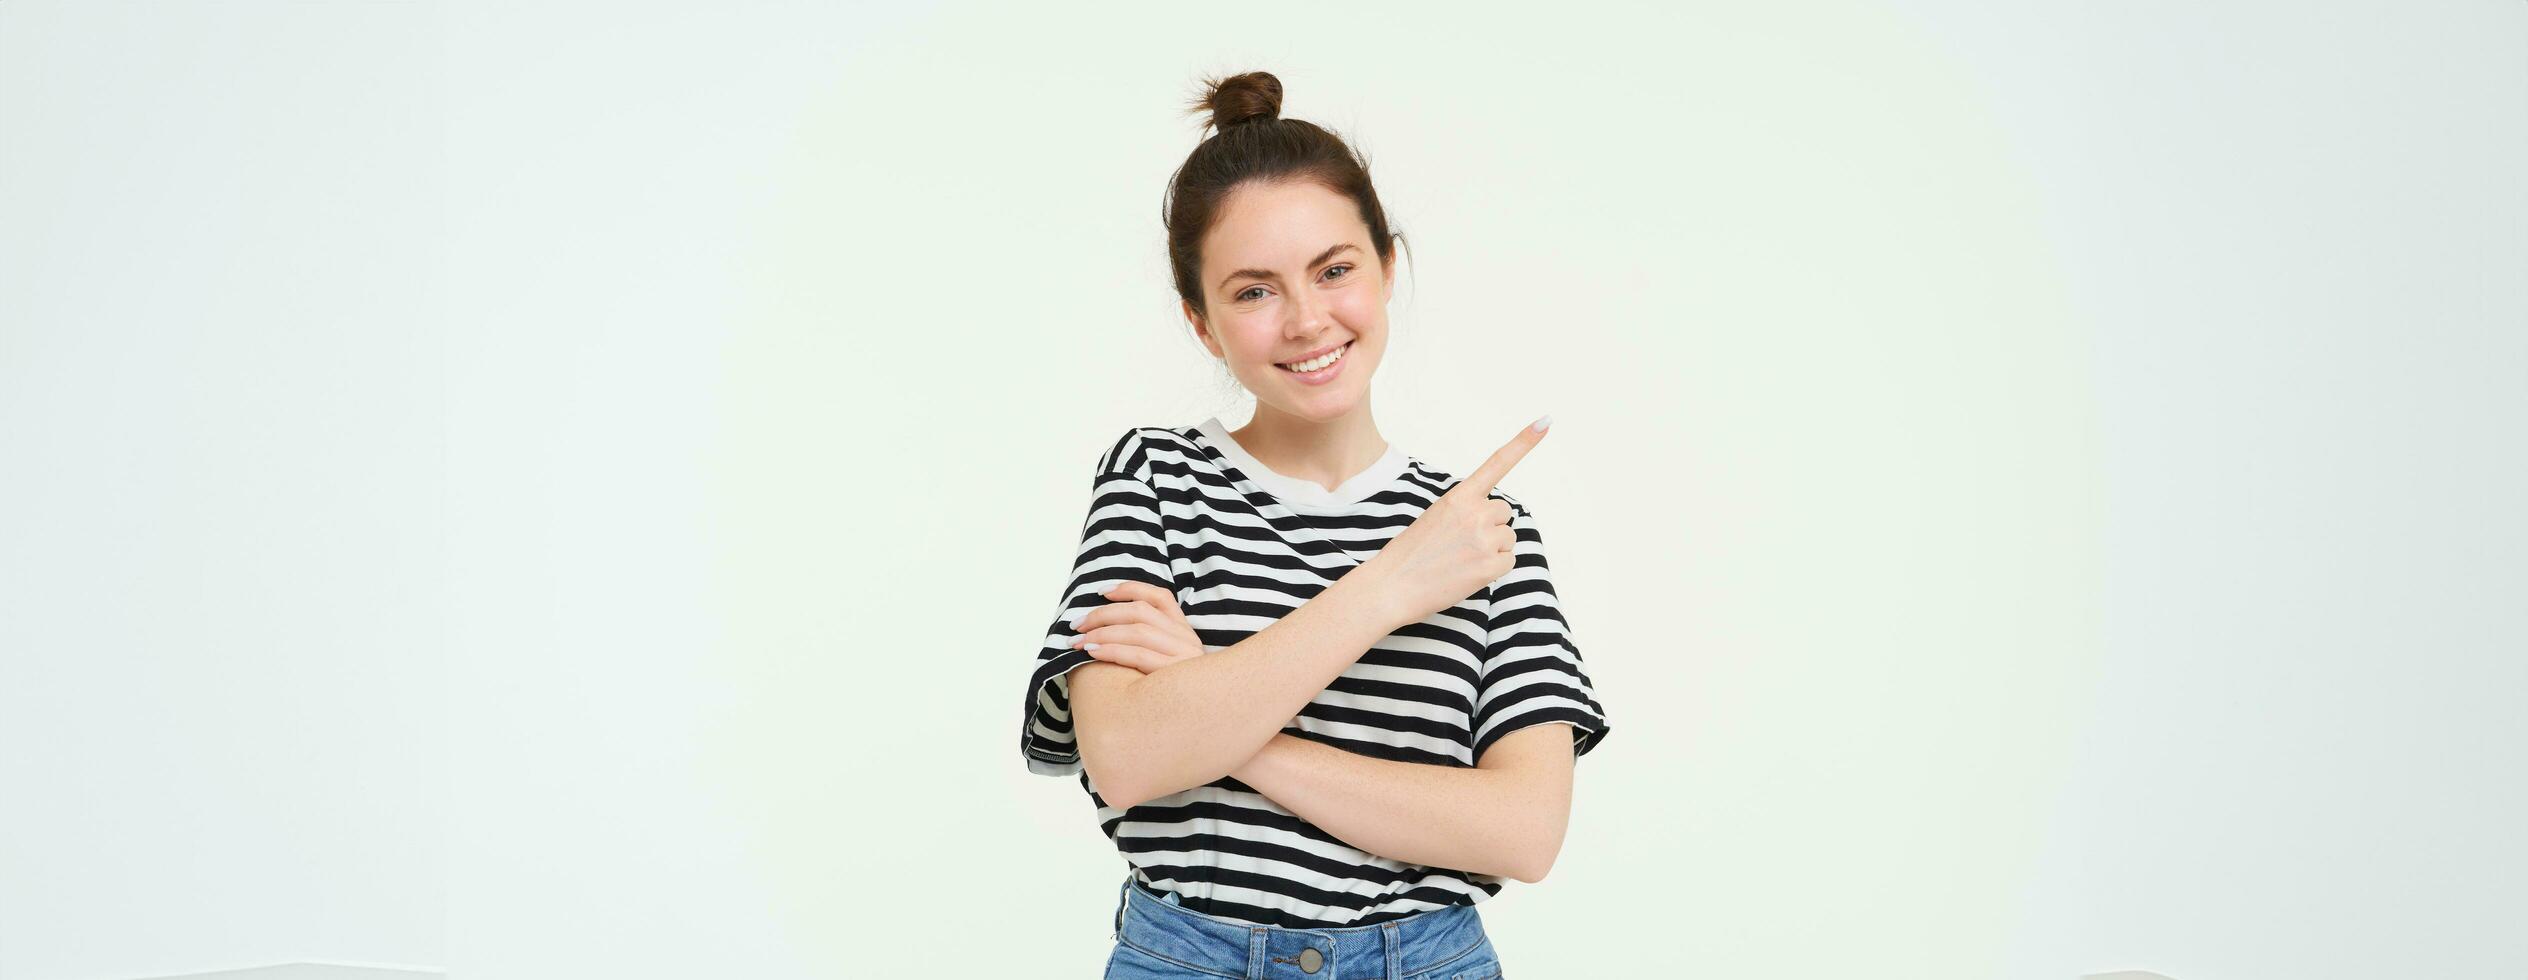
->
[1531, 415, 1552, 432]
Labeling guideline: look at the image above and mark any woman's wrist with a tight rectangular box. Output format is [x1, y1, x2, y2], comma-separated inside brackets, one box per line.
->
[1326, 558, 1410, 637]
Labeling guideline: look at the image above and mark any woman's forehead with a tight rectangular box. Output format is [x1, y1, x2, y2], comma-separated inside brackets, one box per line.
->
[1203, 182, 1368, 267]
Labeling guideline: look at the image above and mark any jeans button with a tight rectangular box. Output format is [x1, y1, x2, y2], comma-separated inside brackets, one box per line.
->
[1299, 947, 1322, 973]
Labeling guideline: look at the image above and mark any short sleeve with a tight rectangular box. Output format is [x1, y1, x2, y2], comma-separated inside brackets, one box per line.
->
[1471, 496, 1610, 765]
[1019, 446, 1176, 777]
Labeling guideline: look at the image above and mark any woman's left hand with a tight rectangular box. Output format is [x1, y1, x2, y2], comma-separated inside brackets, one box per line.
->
[1068, 580, 1206, 674]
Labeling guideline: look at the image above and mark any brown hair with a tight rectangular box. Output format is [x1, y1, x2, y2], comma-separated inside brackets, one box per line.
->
[1163, 70, 1407, 323]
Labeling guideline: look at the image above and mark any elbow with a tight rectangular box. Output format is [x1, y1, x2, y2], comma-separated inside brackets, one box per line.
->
[1080, 739, 1167, 810]
[1508, 795, 1575, 883]
[1089, 758, 1201, 810]
[1505, 851, 1554, 884]
[1504, 829, 1567, 883]
[1095, 776, 1154, 811]
[1085, 757, 1205, 811]
[1072, 673, 1152, 809]
[1080, 748, 1150, 811]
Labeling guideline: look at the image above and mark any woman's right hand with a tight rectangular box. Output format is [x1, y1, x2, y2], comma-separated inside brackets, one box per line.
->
[1355, 417, 1551, 627]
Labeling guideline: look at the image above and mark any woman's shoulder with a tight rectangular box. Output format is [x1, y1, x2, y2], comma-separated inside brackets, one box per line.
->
[1091, 422, 1207, 483]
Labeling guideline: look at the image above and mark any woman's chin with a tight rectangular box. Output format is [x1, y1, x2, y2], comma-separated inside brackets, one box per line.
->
[1260, 383, 1368, 423]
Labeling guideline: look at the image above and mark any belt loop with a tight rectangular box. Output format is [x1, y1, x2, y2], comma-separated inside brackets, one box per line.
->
[1249, 926, 1268, 980]
[1382, 920, 1403, 979]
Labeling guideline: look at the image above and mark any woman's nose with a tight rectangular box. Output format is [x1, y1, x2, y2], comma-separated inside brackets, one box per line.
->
[1285, 292, 1330, 337]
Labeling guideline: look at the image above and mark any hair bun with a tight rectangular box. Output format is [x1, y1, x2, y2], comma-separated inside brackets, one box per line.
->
[1193, 71, 1283, 131]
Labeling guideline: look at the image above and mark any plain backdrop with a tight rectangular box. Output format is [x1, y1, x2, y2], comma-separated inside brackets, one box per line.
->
[2, 2, 2522, 979]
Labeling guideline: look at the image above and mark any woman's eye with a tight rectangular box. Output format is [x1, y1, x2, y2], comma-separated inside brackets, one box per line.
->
[1235, 265, 1348, 302]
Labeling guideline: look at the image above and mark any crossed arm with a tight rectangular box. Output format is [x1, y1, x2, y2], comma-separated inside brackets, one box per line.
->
[1064, 568, 1581, 883]
[1072, 650, 1579, 883]
[1227, 721, 1579, 883]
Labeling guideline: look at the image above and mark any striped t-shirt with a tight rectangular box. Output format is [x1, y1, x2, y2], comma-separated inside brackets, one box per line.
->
[1018, 416, 1611, 928]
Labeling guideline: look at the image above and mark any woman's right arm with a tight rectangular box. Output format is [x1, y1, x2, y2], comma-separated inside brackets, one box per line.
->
[1070, 565, 1403, 809]
[1070, 418, 1548, 810]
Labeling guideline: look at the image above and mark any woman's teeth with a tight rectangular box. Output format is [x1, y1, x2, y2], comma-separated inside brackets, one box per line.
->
[1279, 342, 1349, 373]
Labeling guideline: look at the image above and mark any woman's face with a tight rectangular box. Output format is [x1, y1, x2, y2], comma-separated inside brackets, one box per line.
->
[1186, 179, 1393, 423]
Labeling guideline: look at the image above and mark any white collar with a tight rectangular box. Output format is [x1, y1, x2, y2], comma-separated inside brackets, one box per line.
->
[1193, 416, 1410, 512]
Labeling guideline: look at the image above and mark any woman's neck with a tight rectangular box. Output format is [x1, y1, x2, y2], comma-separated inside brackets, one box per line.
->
[1231, 400, 1389, 494]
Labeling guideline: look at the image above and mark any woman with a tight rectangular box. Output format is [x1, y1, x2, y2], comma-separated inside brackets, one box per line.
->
[1019, 70, 1611, 980]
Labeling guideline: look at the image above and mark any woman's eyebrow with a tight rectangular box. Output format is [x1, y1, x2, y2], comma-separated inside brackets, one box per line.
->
[1217, 242, 1361, 291]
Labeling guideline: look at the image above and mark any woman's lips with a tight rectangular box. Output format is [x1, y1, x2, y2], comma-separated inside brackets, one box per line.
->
[1277, 341, 1350, 386]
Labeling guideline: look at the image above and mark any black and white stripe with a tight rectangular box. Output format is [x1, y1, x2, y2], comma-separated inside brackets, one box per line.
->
[1020, 420, 1609, 928]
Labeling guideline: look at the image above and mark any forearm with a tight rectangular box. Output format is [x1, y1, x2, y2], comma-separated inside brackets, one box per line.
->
[1228, 733, 1550, 882]
[1088, 567, 1402, 808]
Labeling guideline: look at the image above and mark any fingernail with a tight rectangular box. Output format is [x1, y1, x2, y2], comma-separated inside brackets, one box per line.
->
[1531, 415, 1552, 432]
[1083, 643, 1101, 651]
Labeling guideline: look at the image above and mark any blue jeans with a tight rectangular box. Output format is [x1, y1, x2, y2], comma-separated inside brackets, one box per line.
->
[1104, 876, 1506, 980]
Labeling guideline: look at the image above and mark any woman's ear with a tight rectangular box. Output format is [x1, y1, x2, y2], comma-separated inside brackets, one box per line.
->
[1183, 299, 1224, 359]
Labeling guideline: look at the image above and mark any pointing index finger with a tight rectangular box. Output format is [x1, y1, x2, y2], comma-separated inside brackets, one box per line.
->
[1457, 415, 1551, 499]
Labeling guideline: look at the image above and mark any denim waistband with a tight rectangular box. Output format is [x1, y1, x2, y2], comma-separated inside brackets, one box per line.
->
[1108, 875, 1494, 980]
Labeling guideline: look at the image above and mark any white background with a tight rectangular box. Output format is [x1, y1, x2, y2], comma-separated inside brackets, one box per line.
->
[3, 2, 2521, 979]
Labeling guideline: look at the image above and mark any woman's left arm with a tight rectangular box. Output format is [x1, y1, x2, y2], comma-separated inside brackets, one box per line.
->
[1071, 580, 1580, 882]
[1228, 726, 1575, 883]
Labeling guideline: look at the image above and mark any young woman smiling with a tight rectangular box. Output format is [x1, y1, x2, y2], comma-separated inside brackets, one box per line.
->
[1019, 70, 1611, 980]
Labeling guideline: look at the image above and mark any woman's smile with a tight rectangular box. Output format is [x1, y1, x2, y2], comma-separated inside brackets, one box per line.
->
[1276, 340, 1350, 385]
